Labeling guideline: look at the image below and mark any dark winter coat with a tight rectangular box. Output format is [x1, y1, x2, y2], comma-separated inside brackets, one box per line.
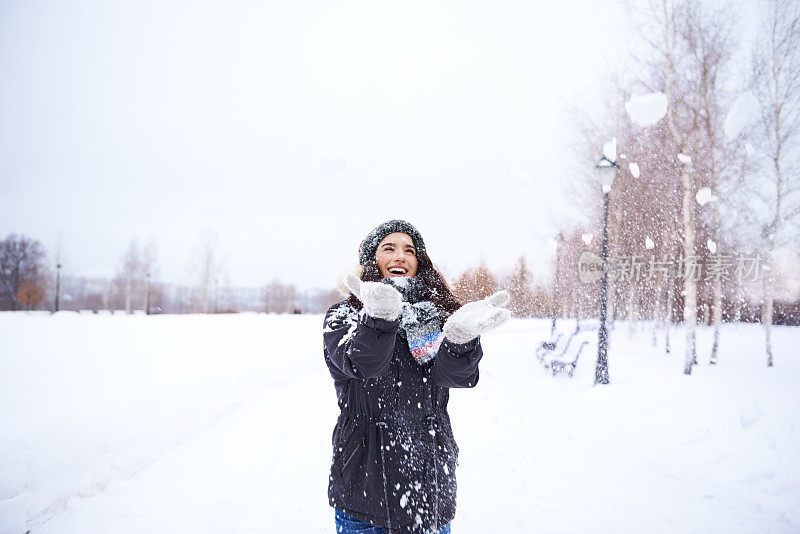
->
[323, 300, 483, 533]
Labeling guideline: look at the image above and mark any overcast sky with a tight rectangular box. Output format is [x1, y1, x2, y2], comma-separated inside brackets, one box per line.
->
[1, 0, 645, 290]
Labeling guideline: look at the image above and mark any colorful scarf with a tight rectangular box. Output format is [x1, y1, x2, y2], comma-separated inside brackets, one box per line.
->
[382, 277, 444, 365]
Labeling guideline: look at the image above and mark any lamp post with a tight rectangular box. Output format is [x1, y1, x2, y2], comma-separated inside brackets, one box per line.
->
[594, 156, 618, 385]
[146, 273, 151, 315]
[54, 263, 62, 312]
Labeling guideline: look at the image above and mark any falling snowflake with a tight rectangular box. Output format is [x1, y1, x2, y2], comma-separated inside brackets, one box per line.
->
[696, 187, 715, 206]
[603, 137, 617, 162]
[626, 92, 668, 126]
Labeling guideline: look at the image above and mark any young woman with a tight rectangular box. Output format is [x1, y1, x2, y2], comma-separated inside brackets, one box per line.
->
[323, 220, 510, 534]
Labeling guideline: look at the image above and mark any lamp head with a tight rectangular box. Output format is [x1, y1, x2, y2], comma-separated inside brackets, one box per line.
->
[595, 157, 618, 193]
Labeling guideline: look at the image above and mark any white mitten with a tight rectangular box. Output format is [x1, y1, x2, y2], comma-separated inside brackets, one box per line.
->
[343, 274, 403, 321]
[443, 291, 511, 344]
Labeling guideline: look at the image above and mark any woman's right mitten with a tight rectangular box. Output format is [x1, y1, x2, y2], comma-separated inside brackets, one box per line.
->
[343, 274, 403, 321]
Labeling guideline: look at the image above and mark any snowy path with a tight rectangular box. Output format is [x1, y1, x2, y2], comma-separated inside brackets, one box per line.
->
[1, 313, 799, 533]
[33, 364, 337, 534]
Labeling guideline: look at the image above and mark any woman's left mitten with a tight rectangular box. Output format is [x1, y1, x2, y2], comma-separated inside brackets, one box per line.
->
[443, 290, 511, 344]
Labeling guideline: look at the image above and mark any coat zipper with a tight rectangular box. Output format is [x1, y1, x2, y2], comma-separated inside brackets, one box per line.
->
[376, 421, 393, 532]
[341, 438, 363, 476]
[426, 365, 440, 530]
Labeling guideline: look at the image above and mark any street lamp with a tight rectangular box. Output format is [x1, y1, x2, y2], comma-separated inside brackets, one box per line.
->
[146, 273, 151, 315]
[594, 156, 618, 385]
[54, 263, 62, 312]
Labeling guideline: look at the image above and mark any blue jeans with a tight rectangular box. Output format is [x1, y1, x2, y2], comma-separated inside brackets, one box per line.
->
[335, 509, 452, 533]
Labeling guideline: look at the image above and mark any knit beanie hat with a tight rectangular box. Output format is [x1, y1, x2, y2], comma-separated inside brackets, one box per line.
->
[358, 220, 426, 266]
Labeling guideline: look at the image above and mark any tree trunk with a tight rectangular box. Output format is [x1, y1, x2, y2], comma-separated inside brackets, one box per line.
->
[764, 146, 783, 367]
[709, 203, 722, 365]
[607, 278, 616, 331]
[665, 278, 673, 354]
[125, 274, 132, 314]
[682, 163, 697, 374]
[652, 285, 662, 347]
[709, 273, 722, 364]
[764, 202, 779, 368]
[764, 249, 775, 367]
[659, 0, 697, 374]
[709, 196, 722, 365]
[627, 282, 637, 338]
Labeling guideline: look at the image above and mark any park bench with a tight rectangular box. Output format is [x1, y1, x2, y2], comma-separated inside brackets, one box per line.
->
[536, 322, 590, 377]
[546, 340, 589, 377]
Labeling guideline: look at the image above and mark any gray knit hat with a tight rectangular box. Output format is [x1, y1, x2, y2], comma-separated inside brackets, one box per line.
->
[358, 220, 426, 266]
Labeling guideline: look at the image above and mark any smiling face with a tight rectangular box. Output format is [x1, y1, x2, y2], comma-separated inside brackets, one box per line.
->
[375, 232, 418, 278]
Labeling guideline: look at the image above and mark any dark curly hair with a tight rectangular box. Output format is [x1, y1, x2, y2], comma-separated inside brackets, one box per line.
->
[347, 249, 461, 319]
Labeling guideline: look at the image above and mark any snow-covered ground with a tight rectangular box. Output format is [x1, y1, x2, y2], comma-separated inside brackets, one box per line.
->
[1, 312, 798, 534]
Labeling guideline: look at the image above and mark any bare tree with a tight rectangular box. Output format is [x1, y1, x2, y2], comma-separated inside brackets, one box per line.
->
[115, 240, 140, 314]
[452, 262, 498, 303]
[506, 256, 536, 317]
[678, 2, 740, 365]
[309, 288, 344, 313]
[0, 234, 47, 310]
[140, 240, 159, 310]
[629, 0, 708, 373]
[194, 229, 221, 314]
[665, 1, 701, 374]
[262, 279, 298, 314]
[750, 0, 800, 366]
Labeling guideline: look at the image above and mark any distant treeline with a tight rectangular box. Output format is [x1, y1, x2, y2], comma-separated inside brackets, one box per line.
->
[2, 233, 798, 325]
